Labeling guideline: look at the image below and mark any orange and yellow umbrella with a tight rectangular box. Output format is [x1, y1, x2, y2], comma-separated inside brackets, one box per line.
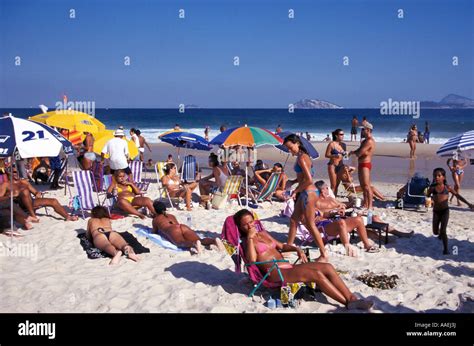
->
[29, 110, 106, 134]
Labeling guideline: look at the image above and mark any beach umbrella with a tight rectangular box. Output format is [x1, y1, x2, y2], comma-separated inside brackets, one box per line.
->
[29, 110, 106, 134]
[92, 130, 139, 160]
[436, 130, 474, 158]
[159, 131, 211, 151]
[209, 125, 283, 206]
[0, 115, 73, 236]
[275, 131, 319, 160]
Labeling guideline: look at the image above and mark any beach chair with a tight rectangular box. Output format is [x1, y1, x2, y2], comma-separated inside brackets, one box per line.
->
[249, 172, 281, 205]
[47, 157, 68, 185]
[211, 175, 244, 209]
[69, 170, 103, 219]
[129, 160, 149, 192]
[398, 173, 430, 210]
[221, 215, 314, 301]
[181, 155, 198, 183]
[155, 162, 181, 210]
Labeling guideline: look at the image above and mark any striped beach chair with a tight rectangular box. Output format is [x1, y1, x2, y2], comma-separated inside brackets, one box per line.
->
[181, 155, 198, 183]
[69, 170, 102, 219]
[129, 160, 149, 192]
[214, 175, 244, 207]
[155, 162, 181, 210]
[250, 172, 281, 204]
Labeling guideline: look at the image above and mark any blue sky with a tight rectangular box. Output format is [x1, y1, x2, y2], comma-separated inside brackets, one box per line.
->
[0, 0, 472, 108]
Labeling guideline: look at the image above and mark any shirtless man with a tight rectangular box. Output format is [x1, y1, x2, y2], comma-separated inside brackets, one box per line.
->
[135, 129, 152, 162]
[0, 174, 78, 222]
[349, 122, 375, 210]
[151, 201, 225, 254]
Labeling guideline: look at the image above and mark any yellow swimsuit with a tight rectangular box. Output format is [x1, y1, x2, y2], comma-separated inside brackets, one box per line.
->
[117, 185, 134, 203]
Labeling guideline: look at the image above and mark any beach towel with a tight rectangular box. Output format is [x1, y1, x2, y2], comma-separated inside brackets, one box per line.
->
[77, 231, 150, 259]
[135, 227, 185, 252]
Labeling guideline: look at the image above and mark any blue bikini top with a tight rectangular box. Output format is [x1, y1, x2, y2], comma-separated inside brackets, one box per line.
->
[294, 160, 315, 176]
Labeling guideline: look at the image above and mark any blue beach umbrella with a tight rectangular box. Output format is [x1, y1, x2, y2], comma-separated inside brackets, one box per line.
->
[436, 130, 474, 158]
[159, 131, 211, 151]
[0, 115, 73, 236]
[275, 131, 319, 159]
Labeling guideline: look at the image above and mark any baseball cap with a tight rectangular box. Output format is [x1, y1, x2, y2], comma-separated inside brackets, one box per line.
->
[114, 128, 125, 136]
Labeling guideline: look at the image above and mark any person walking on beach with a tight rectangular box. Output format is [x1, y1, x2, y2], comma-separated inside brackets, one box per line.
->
[360, 117, 368, 142]
[275, 124, 282, 134]
[101, 128, 132, 180]
[426, 168, 474, 255]
[204, 126, 210, 141]
[135, 129, 152, 162]
[424, 121, 430, 144]
[407, 125, 418, 159]
[305, 132, 312, 141]
[325, 129, 346, 196]
[349, 122, 375, 210]
[351, 116, 359, 141]
[447, 157, 468, 206]
[130, 128, 140, 149]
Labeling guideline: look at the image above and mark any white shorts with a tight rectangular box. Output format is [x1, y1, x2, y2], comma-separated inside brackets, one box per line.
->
[139, 148, 145, 153]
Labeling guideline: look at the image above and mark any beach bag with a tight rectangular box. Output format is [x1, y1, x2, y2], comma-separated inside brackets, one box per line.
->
[70, 196, 82, 212]
[212, 191, 228, 209]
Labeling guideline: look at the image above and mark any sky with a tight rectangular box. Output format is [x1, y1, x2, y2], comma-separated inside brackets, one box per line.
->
[0, 0, 472, 108]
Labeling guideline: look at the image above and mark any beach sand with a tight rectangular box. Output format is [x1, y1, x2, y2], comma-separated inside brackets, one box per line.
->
[1, 142, 473, 313]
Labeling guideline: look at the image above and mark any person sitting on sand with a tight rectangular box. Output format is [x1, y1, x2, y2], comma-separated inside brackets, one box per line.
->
[152, 201, 225, 254]
[234, 209, 374, 310]
[107, 170, 155, 219]
[254, 163, 288, 201]
[0, 196, 35, 232]
[86, 206, 140, 265]
[0, 171, 78, 222]
[161, 162, 197, 211]
[426, 168, 474, 255]
[337, 165, 385, 201]
[314, 180, 413, 239]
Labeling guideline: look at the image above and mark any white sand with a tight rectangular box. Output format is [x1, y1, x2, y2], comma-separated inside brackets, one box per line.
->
[1, 178, 473, 314]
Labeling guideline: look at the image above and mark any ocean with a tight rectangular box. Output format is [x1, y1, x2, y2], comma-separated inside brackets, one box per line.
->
[4, 108, 473, 144]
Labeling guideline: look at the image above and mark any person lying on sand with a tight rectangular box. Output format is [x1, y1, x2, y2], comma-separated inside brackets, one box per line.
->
[234, 209, 373, 310]
[314, 180, 413, 239]
[152, 201, 225, 254]
[86, 206, 140, 265]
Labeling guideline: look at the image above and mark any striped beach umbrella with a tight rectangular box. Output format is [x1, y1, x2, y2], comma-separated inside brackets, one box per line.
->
[209, 125, 282, 207]
[209, 125, 283, 148]
[436, 130, 474, 158]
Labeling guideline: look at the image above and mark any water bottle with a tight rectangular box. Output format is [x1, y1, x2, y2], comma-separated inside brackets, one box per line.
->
[186, 214, 192, 228]
[367, 210, 373, 225]
[266, 298, 276, 309]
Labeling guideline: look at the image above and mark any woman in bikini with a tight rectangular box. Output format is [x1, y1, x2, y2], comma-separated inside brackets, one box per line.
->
[108, 170, 155, 219]
[87, 206, 140, 265]
[161, 162, 198, 211]
[325, 129, 346, 196]
[152, 201, 225, 254]
[198, 153, 229, 207]
[81, 132, 95, 170]
[407, 125, 418, 159]
[234, 209, 373, 310]
[426, 168, 473, 255]
[446, 157, 468, 206]
[284, 134, 328, 262]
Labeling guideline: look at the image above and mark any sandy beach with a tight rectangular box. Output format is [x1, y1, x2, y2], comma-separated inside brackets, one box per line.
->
[1, 142, 473, 313]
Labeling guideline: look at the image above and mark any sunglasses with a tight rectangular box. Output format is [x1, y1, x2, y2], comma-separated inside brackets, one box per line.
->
[338, 133, 344, 136]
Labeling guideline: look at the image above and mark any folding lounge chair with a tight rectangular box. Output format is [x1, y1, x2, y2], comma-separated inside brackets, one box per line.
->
[221, 215, 289, 297]
[212, 175, 244, 208]
[68, 170, 103, 219]
[129, 160, 149, 192]
[249, 172, 281, 205]
[399, 174, 430, 210]
[155, 162, 181, 210]
[181, 155, 198, 183]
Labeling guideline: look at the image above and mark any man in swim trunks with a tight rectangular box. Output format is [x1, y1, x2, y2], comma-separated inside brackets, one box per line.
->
[349, 122, 375, 210]
[135, 129, 152, 162]
[351, 116, 358, 141]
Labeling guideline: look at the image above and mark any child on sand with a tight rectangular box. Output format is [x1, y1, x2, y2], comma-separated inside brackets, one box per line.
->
[426, 168, 473, 255]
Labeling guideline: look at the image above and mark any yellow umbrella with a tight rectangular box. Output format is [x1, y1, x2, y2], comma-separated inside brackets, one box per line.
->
[29, 110, 106, 133]
[93, 130, 139, 160]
